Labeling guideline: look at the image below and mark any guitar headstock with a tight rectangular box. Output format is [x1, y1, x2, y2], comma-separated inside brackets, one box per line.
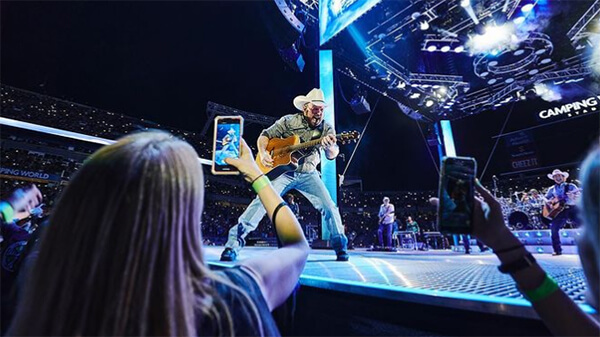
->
[337, 130, 360, 145]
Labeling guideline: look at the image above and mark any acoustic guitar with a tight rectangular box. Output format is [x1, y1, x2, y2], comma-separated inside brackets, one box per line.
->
[256, 131, 360, 180]
[542, 190, 580, 220]
[542, 198, 565, 220]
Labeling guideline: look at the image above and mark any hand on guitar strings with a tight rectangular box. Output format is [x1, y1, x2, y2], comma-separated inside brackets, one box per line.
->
[224, 138, 264, 183]
[259, 149, 274, 168]
[321, 134, 337, 149]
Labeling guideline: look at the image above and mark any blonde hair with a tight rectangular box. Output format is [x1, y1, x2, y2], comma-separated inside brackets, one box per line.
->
[9, 131, 263, 336]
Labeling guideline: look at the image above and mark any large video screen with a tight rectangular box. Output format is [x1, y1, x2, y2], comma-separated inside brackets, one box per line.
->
[319, 0, 381, 45]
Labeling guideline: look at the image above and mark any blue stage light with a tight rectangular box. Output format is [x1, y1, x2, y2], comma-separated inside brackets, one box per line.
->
[440, 120, 456, 156]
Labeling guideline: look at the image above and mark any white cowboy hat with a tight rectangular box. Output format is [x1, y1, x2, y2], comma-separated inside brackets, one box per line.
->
[293, 88, 327, 111]
[547, 169, 569, 180]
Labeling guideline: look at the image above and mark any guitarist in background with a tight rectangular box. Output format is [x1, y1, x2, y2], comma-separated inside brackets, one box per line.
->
[545, 169, 579, 256]
[378, 197, 395, 250]
[220, 88, 349, 262]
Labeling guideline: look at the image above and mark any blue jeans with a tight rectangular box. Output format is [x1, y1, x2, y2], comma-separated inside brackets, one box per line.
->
[378, 223, 393, 248]
[225, 171, 348, 254]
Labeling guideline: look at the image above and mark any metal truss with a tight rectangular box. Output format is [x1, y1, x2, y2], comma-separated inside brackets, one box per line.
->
[408, 73, 469, 87]
[567, 0, 600, 46]
[201, 102, 277, 136]
[274, 0, 305, 33]
[532, 66, 592, 82]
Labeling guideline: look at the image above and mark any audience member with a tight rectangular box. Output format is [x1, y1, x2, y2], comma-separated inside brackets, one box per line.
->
[431, 146, 599, 336]
[8, 132, 308, 336]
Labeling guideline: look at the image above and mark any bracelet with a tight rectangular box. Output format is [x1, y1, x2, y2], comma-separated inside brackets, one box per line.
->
[272, 202, 288, 228]
[0, 202, 14, 222]
[498, 253, 536, 274]
[272, 202, 288, 249]
[251, 174, 265, 184]
[251, 175, 270, 193]
[522, 274, 560, 302]
[493, 243, 525, 254]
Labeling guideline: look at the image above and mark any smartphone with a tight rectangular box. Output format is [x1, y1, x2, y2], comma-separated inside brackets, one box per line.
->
[437, 156, 477, 234]
[211, 116, 243, 175]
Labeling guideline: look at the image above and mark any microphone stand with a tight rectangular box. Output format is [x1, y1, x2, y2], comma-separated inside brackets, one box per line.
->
[492, 176, 499, 198]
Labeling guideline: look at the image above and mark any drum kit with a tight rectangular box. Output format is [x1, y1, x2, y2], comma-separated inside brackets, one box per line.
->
[498, 191, 545, 230]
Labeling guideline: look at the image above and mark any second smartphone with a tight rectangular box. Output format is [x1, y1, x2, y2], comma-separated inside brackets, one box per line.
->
[437, 156, 477, 234]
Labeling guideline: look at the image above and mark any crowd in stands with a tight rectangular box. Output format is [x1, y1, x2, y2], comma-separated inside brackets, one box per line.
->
[1, 84, 212, 158]
[2, 148, 80, 177]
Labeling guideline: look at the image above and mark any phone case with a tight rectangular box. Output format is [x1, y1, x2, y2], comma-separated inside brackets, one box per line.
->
[437, 156, 477, 234]
[211, 116, 244, 175]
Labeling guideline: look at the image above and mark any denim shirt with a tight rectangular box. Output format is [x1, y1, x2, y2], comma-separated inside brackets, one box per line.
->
[545, 182, 579, 205]
[261, 113, 335, 173]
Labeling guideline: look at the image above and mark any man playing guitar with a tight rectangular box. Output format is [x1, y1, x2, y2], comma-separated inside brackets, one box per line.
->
[378, 197, 395, 250]
[220, 88, 349, 262]
[544, 169, 579, 255]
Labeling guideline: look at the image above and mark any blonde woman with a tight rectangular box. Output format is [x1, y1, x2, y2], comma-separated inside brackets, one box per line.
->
[9, 131, 308, 336]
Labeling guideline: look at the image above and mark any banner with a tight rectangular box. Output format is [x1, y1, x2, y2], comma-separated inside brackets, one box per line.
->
[538, 95, 600, 120]
[0, 167, 61, 182]
[504, 131, 540, 171]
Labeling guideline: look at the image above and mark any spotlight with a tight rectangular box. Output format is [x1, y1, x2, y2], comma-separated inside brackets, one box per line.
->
[409, 92, 421, 99]
[521, 3, 534, 12]
[454, 45, 465, 53]
[513, 16, 525, 24]
[438, 86, 448, 94]
[460, 0, 471, 8]
[427, 45, 437, 52]
[420, 21, 430, 31]
[425, 100, 434, 107]
[441, 46, 451, 52]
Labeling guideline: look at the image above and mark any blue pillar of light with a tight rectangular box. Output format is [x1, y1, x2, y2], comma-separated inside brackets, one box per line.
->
[439, 120, 457, 157]
[319, 49, 336, 240]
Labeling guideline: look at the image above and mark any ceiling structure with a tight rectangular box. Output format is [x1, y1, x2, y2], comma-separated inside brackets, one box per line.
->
[310, 0, 600, 122]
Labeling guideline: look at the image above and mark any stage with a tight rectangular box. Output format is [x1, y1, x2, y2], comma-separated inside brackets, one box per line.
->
[206, 246, 595, 336]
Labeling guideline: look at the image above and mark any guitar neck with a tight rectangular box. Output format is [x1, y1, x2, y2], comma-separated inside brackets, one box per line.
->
[287, 133, 343, 152]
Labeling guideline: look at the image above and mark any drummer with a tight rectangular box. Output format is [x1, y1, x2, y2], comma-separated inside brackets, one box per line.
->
[523, 189, 545, 207]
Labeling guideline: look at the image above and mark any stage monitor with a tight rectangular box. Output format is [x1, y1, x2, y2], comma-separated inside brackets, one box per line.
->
[319, 0, 381, 45]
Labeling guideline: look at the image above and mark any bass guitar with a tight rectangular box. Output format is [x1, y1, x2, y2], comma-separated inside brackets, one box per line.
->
[256, 131, 360, 180]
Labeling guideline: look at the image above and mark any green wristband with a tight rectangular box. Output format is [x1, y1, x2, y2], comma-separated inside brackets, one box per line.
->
[0, 202, 15, 222]
[522, 274, 560, 302]
[252, 176, 270, 193]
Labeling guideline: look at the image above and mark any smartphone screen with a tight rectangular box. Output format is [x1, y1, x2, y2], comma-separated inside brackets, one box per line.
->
[212, 116, 243, 175]
[438, 156, 477, 234]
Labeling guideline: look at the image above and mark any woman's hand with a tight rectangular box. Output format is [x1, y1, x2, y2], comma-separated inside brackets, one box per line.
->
[471, 181, 516, 250]
[430, 180, 517, 251]
[224, 138, 264, 183]
[7, 185, 43, 213]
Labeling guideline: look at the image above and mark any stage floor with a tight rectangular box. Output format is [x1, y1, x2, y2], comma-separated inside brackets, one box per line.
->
[205, 246, 594, 319]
